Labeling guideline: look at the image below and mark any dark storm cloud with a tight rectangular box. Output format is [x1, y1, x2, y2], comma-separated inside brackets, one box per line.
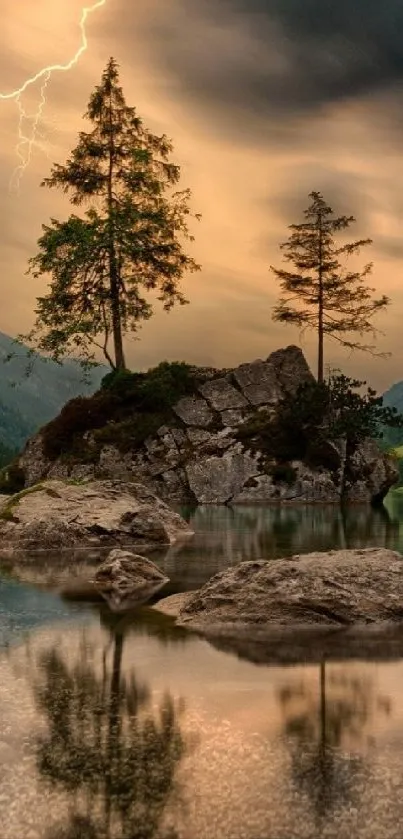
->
[137, 0, 403, 124]
[263, 164, 372, 224]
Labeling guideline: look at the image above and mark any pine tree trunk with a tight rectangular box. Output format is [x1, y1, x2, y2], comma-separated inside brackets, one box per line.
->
[317, 215, 324, 384]
[110, 262, 126, 370]
[318, 319, 324, 383]
[107, 88, 126, 371]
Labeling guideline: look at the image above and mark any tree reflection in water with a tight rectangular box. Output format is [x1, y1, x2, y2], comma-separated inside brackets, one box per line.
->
[277, 663, 392, 825]
[32, 621, 186, 839]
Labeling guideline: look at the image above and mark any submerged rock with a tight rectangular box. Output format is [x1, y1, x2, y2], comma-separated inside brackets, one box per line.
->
[173, 548, 403, 628]
[0, 479, 193, 553]
[94, 548, 169, 612]
[152, 591, 194, 617]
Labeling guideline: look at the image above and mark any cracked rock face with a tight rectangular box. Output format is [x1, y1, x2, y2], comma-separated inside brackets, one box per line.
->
[199, 377, 249, 411]
[233, 360, 281, 405]
[16, 345, 398, 506]
[186, 448, 261, 504]
[173, 396, 214, 427]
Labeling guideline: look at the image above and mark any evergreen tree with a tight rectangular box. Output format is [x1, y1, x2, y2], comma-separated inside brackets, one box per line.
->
[25, 58, 201, 370]
[271, 191, 388, 382]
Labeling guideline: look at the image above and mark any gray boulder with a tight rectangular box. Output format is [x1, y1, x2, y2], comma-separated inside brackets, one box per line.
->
[173, 396, 214, 427]
[176, 548, 403, 628]
[233, 360, 281, 405]
[267, 345, 314, 393]
[95, 549, 169, 611]
[199, 377, 248, 411]
[0, 479, 193, 553]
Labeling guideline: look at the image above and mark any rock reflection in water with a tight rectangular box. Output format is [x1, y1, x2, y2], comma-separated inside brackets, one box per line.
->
[32, 614, 186, 839]
[3, 497, 403, 598]
[157, 500, 402, 590]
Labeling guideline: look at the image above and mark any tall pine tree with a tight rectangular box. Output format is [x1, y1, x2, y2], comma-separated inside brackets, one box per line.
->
[271, 192, 388, 382]
[25, 58, 201, 370]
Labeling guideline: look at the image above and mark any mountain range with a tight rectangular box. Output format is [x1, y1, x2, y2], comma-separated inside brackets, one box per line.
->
[379, 379, 403, 449]
[0, 332, 105, 461]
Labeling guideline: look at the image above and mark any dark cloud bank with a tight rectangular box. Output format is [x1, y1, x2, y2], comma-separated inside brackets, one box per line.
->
[132, 0, 403, 124]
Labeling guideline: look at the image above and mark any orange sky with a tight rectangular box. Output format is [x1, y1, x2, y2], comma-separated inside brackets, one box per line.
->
[1, 0, 403, 390]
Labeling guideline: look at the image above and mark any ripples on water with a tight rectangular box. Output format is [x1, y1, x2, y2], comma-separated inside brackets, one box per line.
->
[2, 495, 403, 838]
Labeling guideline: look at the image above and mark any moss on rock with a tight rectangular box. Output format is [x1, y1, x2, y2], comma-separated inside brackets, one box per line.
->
[0, 483, 50, 522]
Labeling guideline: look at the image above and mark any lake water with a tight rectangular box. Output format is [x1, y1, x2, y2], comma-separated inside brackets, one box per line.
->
[2, 495, 403, 838]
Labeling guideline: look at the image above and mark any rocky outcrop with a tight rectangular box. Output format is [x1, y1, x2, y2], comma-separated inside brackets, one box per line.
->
[0, 479, 193, 553]
[171, 548, 403, 628]
[344, 438, 399, 503]
[15, 346, 398, 505]
[94, 549, 169, 611]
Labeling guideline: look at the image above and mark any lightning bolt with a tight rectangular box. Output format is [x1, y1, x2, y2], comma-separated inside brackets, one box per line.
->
[1, 0, 107, 193]
[10, 70, 51, 193]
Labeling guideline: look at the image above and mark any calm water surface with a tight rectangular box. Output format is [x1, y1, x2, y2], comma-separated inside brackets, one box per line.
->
[2, 495, 403, 838]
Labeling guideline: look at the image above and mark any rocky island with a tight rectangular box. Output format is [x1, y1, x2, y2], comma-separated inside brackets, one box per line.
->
[3, 345, 398, 505]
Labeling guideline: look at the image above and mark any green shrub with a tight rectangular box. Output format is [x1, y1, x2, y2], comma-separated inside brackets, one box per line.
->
[42, 361, 197, 462]
[235, 410, 306, 461]
[93, 413, 169, 453]
[305, 438, 341, 472]
[42, 392, 118, 460]
[236, 374, 403, 474]
[100, 368, 146, 400]
[139, 362, 195, 410]
[268, 463, 298, 485]
[101, 361, 195, 411]
[0, 460, 26, 495]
